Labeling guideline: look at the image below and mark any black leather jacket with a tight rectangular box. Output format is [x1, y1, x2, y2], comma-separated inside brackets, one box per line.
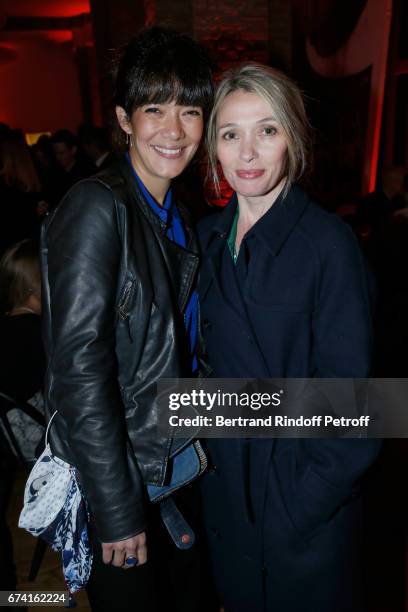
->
[40, 157, 209, 542]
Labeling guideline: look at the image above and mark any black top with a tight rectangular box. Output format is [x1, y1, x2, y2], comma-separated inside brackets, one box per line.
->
[0, 180, 41, 256]
[0, 313, 45, 402]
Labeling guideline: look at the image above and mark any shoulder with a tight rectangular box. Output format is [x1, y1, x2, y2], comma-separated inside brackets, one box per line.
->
[48, 158, 130, 223]
[196, 211, 220, 252]
[198, 204, 228, 242]
[293, 186, 359, 255]
[198, 210, 219, 234]
[42, 177, 123, 258]
[50, 178, 115, 216]
[45, 173, 127, 241]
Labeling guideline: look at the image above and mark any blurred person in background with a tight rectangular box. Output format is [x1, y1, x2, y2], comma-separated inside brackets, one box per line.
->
[50, 129, 95, 203]
[368, 169, 408, 377]
[32, 135, 60, 210]
[0, 131, 43, 256]
[79, 124, 116, 171]
[350, 165, 407, 247]
[0, 239, 45, 593]
[0, 123, 12, 142]
[0, 238, 44, 408]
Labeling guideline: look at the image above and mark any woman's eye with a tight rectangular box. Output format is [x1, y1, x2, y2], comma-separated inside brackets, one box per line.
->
[221, 132, 237, 141]
[262, 126, 277, 136]
[144, 107, 161, 114]
[185, 109, 202, 117]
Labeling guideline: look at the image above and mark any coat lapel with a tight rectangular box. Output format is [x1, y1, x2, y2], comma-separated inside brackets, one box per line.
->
[161, 239, 199, 312]
[198, 197, 238, 302]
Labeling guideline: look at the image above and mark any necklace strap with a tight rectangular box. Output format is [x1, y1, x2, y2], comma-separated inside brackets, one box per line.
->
[45, 411, 58, 447]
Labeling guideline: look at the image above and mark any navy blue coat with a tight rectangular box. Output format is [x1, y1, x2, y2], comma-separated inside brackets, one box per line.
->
[198, 186, 381, 612]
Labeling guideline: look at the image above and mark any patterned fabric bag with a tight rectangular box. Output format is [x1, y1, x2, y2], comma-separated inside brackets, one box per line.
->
[19, 412, 207, 593]
[18, 412, 92, 594]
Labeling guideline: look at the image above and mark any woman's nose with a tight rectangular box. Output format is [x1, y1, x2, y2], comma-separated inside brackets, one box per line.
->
[239, 138, 258, 162]
[162, 114, 185, 140]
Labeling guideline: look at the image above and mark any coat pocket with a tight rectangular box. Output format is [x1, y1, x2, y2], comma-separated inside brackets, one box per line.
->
[271, 447, 332, 545]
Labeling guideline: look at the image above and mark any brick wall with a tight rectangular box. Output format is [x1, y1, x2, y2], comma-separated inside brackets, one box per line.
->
[268, 0, 293, 71]
[155, 0, 194, 34]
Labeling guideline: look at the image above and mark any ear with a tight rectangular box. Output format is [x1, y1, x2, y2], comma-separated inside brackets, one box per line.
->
[115, 106, 132, 135]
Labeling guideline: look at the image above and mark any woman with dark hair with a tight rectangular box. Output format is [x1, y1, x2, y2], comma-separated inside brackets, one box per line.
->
[39, 27, 215, 612]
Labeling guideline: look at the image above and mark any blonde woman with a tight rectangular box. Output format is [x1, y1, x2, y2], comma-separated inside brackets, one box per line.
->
[198, 64, 380, 612]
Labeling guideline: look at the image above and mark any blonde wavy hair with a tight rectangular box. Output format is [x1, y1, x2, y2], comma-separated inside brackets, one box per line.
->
[206, 63, 311, 198]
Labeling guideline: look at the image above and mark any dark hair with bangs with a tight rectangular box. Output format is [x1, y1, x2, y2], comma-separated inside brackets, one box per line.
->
[113, 27, 213, 119]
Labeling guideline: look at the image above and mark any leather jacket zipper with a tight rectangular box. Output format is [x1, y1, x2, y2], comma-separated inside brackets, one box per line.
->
[117, 280, 134, 319]
[180, 255, 199, 314]
[117, 280, 134, 342]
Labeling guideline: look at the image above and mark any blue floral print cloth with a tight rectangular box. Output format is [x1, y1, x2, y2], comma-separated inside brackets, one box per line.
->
[19, 442, 92, 593]
[19, 412, 205, 595]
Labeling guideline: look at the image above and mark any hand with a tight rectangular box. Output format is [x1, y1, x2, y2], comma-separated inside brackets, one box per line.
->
[102, 532, 147, 569]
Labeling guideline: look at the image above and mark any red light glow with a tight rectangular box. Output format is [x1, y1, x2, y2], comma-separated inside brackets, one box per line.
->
[1, 1, 90, 18]
[43, 30, 73, 43]
[0, 44, 18, 64]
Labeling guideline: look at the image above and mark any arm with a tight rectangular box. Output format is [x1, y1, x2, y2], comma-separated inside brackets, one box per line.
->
[288, 220, 380, 535]
[45, 181, 147, 545]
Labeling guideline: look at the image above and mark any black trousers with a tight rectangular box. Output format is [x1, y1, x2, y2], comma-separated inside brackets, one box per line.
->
[86, 482, 218, 612]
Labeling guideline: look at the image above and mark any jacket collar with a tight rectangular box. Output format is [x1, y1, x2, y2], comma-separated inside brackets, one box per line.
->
[98, 155, 199, 313]
[208, 192, 238, 233]
[207, 184, 310, 257]
[117, 156, 171, 231]
[199, 185, 310, 303]
[110, 155, 197, 253]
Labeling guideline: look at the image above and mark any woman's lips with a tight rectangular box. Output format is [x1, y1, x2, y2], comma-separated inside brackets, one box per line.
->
[235, 169, 265, 179]
[152, 145, 184, 159]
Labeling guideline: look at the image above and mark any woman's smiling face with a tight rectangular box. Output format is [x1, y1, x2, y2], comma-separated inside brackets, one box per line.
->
[117, 101, 203, 197]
